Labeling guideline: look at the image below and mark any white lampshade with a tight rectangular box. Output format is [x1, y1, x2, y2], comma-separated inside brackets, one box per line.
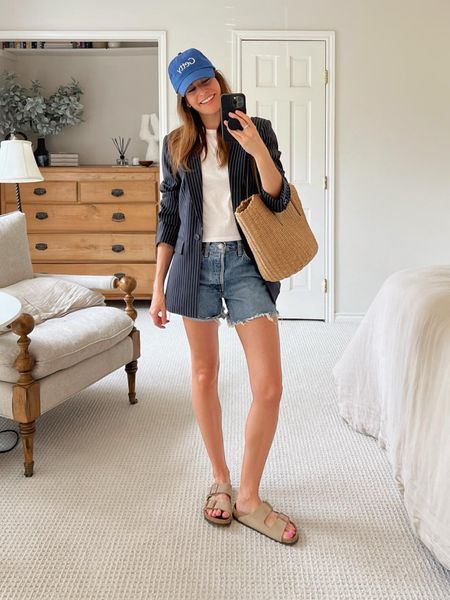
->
[0, 140, 44, 183]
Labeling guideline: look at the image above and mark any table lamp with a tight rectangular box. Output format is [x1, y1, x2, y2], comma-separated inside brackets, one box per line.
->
[0, 138, 44, 212]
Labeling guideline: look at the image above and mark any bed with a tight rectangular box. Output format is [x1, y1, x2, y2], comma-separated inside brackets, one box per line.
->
[333, 266, 450, 570]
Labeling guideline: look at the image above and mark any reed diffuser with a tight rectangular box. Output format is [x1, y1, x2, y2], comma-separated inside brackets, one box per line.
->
[112, 136, 131, 166]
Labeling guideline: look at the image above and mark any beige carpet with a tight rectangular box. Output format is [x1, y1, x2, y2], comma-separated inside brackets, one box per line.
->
[1, 304, 449, 599]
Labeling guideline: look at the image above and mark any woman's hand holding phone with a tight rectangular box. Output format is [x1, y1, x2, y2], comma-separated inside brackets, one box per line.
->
[220, 92, 266, 156]
[220, 93, 246, 141]
[224, 109, 267, 159]
[224, 107, 283, 198]
[220, 93, 279, 193]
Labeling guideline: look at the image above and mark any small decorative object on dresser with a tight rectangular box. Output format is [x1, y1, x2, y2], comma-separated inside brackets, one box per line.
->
[34, 137, 49, 167]
[0, 165, 159, 299]
[112, 136, 131, 166]
[49, 152, 80, 167]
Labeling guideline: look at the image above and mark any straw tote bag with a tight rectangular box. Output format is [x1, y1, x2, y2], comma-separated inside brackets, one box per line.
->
[235, 180, 319, 282]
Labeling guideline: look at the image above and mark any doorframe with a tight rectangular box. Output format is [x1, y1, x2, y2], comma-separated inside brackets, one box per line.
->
[232, 30, 336, 323]
[0, 29, 168, 154]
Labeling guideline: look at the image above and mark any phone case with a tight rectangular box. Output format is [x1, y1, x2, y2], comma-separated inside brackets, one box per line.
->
[220, 93, 247, 142]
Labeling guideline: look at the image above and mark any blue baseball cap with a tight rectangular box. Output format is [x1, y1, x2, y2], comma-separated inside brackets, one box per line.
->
[168, 48, 215, 97]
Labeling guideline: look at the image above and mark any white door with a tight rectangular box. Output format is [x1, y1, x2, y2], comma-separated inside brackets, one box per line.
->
[241, 40, 327, 319]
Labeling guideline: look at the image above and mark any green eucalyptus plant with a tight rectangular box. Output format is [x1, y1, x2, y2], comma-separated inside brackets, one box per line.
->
[0, 71, 84, 137]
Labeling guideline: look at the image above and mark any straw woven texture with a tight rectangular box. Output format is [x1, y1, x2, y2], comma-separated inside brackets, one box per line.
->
[235, 184, 319, 282]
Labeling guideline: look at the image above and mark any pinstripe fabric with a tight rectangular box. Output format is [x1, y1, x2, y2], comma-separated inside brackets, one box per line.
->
[156, 117, 291, 319]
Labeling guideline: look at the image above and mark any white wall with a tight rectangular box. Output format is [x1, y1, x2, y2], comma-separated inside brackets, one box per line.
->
[1, 50, 158, 164]
[0, 0, 449, 316]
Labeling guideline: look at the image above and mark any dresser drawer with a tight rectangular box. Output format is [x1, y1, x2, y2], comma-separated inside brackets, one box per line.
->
[34, 263, 155, 297]
[79, 181, 157, 204]
[29, 233, 156, 262]
[4, 181, 77, 204]
[7, 203, 157, 233]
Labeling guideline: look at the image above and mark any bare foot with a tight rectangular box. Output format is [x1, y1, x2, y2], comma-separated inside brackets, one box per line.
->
[206, 480, 232, 520]
[235, 497, 296, 541]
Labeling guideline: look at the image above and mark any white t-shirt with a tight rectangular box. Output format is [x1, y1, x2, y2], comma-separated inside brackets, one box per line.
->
[201, 129, 241, 242]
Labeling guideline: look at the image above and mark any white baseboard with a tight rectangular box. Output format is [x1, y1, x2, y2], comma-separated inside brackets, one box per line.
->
[334, 313, 364, 323]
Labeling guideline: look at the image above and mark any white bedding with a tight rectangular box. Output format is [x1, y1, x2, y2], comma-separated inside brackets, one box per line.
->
[333, 266, 450, 570]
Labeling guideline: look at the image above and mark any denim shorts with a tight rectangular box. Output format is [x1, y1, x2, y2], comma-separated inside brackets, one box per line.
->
[186, 240, 278, 327]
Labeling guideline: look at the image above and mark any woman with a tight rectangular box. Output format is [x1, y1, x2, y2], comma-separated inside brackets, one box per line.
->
[150, 48, 298, 545]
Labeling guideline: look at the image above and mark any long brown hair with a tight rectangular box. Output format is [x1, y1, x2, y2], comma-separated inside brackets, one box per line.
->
[167, 70, 232, 175]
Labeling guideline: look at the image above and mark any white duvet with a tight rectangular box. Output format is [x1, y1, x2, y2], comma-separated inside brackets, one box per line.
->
[333, 266, 450, 570]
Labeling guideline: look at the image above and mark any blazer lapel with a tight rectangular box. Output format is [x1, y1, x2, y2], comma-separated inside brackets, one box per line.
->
[185, 152, 203, 224]
[228, 142, 248, 211]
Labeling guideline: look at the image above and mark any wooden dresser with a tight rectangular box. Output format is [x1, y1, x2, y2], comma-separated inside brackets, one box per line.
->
[0, 165, 159, 299]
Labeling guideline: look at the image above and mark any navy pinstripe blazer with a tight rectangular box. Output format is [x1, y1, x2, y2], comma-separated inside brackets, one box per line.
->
[156, 117, 291, 318]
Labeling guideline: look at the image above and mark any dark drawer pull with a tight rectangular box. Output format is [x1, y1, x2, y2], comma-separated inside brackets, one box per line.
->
[114, 272, 126, 279]
[35, 211, 48, 220]
[112, 244, 125, 253]
[112, 212, 125, 222]
[35, 243, 48, 251]
[33, 187, 47, 196]
[111, 188, 124, 197]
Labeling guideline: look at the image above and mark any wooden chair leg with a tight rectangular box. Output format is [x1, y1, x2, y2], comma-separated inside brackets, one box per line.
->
[10, 314, 39, 478]
[125, 360, 138, 404]
[19, 421, 36, 477]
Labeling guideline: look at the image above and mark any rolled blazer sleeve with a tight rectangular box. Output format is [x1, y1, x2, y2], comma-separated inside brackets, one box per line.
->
[258, 119, 291, 213]
[156, 135, 181, 248]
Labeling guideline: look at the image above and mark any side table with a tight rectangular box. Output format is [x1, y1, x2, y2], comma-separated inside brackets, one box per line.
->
[0, 291, 22, 328]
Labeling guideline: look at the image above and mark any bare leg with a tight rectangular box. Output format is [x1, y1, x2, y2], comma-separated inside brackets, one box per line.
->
[235, 316, 296, 540]
[183, 318, 231, 519]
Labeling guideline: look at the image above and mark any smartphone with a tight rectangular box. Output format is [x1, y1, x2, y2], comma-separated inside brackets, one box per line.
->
[220, 93, 247, 142]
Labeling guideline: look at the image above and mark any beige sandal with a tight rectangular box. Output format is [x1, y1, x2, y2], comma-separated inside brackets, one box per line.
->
[233, 500, 299, 545]
[203, 482, 233, 526]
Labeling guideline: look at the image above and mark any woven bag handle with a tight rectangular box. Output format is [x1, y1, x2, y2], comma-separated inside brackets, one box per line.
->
[247, 156, 303, 218]
[246, 156, 262, 199]
[286, 185, 304, 218]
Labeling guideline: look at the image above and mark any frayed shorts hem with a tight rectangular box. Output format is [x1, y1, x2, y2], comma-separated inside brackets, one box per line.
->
[183, 314, 223, 324]
[227, 310, 279, 328]
[183, 310, 279, 328]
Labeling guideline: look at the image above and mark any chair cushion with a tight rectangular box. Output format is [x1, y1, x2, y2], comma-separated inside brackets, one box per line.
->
[0, 337, 134, 419]
[0, 306, 134, 382]
[0, 277, 105, 334]
[0, 211, 33, 287]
